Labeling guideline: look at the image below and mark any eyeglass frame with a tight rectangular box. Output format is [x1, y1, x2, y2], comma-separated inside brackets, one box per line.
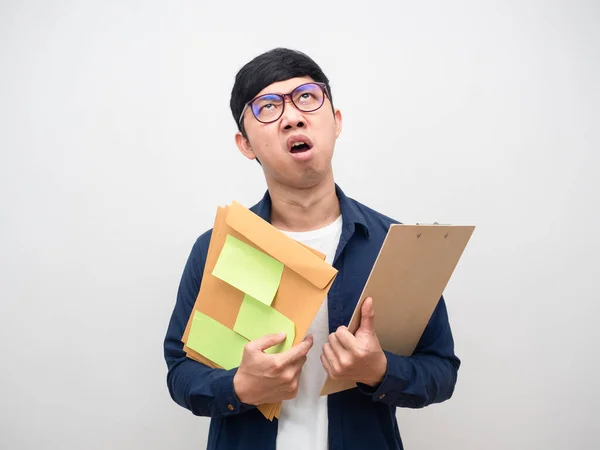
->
[238, 81, 330, 126]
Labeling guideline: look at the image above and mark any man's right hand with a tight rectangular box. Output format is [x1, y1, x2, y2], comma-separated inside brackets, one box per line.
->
[233, 333, 313, 405]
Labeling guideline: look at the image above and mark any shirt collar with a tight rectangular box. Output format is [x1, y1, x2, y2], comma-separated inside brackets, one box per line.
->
[250, 184, 370, 238]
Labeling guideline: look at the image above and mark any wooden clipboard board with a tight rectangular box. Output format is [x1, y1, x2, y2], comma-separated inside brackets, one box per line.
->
[320, 223, 475, 396]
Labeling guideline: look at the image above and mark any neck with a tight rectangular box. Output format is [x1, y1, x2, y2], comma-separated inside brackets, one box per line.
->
[266, 173, 341, 232]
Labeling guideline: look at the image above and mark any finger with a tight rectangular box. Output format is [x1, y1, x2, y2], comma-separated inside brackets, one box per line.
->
[288, 353, 308, 372]
[283, 371, 302, 400]
[320, 353, 335, 378]
[334, 326, 356, 350]
[278, 334, 314, 366]
[330, 332, 354, 371]
[322, 343, 340, 376]
[249, 332, 287, 353]
[328, 332, 348, 360]
[357, 297, 375, 334]
[278, 356, 307, 377]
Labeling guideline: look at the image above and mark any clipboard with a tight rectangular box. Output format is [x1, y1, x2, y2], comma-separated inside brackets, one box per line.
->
[320, 223, 475, 396]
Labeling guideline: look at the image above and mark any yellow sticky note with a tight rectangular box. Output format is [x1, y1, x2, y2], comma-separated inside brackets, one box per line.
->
[187, 311, 248, 370]
[234, 294, 295, 354]
[212, 234, 284, 306]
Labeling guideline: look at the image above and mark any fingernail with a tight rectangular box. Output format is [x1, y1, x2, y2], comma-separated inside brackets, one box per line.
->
[278, 332, 286, 338]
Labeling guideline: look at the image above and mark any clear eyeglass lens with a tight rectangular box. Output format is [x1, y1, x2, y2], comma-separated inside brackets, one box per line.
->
[291, 84, 324, 111]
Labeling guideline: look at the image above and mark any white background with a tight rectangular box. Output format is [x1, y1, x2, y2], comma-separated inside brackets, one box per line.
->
[1, 1, 599, 449]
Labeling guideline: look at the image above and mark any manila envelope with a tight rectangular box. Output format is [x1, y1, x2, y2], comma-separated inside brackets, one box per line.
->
[320, 223, 475, 396]
[182, 201, 338, 420]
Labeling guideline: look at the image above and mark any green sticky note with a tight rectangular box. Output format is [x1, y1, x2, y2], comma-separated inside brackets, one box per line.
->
[212, 234, 284, 306]
[187, 311, 248, 370]
[234, 294, 295, 354]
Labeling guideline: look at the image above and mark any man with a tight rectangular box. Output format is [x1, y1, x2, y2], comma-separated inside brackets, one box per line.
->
[164, 48, 460, 450]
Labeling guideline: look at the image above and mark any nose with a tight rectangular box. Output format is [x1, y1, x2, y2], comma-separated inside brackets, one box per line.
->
[280, 97, 305, 130]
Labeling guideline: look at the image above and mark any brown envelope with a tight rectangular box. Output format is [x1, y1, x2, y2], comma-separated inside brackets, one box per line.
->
[182, 201, 338, 420]
[320, 224, 475, 396]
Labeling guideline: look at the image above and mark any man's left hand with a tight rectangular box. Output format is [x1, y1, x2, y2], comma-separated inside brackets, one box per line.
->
[320, 297, 387, 387]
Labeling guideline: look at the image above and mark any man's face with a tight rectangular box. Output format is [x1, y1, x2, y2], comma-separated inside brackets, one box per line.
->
[235, 76, 342, 189]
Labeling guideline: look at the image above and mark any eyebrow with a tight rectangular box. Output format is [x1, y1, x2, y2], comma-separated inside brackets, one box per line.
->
[257, 83, 313, 97]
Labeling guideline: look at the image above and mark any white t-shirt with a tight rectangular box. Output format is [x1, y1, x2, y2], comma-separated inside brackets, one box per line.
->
[275, 215, 343, 450]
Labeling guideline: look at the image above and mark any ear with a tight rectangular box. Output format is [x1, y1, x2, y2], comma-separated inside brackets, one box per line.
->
[334, 109, 343, 139]
[235, 132, 256, 160]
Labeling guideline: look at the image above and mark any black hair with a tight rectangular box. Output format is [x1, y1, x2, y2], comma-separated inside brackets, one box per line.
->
[230, 48, 333, 136]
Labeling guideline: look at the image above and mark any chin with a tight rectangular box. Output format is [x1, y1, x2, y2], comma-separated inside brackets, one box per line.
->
[296, 167, 332, 188]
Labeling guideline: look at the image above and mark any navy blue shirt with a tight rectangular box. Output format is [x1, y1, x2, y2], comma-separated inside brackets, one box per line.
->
[164, 185, 460, 450]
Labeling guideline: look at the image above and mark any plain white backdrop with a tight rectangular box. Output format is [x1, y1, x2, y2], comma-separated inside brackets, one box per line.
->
[1, 1, 599, 449]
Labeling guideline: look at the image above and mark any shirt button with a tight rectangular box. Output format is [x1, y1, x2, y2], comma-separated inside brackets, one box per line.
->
[379, 394, 386, 400]
[227, 404, 234, 411]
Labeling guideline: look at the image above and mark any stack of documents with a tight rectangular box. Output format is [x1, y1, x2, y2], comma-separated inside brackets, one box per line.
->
[181, 201, 338, 420]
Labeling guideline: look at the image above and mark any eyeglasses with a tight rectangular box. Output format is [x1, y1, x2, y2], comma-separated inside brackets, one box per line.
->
[238, 82, 329, 125]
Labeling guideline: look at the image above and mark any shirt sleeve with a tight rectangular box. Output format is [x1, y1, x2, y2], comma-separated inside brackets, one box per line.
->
[356, 296, 461, 408]
[163, 235, 255, 417]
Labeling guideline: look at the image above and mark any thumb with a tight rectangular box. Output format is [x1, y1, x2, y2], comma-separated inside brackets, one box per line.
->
[357, 297, 375, 334]
[250, 332, 287, 353]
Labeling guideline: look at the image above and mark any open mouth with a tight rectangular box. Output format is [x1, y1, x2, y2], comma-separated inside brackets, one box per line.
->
[288, 136, 313, 154]
[290, 142, 311, 153]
